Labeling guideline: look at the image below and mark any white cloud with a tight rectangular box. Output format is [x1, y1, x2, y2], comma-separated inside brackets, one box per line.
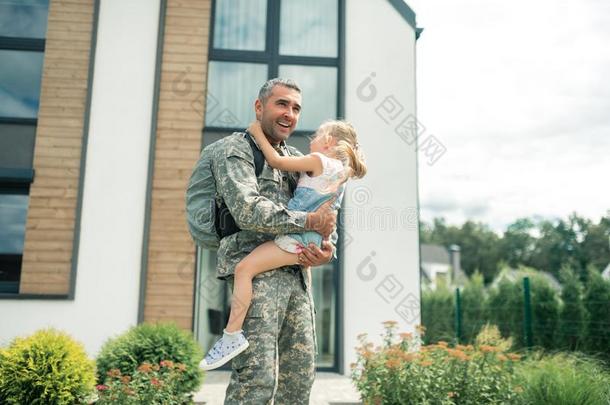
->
[405, 0, 610, 230]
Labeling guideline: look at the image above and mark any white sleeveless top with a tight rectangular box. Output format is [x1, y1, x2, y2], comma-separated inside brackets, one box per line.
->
[297, 152, 345, 194]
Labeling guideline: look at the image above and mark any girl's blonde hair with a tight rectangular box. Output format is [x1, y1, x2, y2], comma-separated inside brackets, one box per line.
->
[319, 120, 367, 179]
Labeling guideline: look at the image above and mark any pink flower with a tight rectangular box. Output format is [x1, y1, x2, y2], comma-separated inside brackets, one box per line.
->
[96, 384, 109, 391]
[160, 360, 175, 368]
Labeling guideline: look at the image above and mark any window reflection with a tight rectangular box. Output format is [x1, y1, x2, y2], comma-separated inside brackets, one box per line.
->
[280, 0, 338, 57]
[213, 0, 266, 51]
[0, 193, 28, 294]
[0, 0, 49, 39]
[279, 65, 337, 131]
[0, 50, 44, 119]
[205, 61, 267, 128]
[0, 194, 29, 254]
[311, 263, 336, 367]
[0, 123, 36, 168]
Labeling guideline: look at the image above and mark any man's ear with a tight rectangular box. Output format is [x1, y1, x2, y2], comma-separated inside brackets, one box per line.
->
[254, 99, 262, 120]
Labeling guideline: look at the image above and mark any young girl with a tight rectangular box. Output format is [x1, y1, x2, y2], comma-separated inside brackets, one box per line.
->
[199, 120, 367, 371]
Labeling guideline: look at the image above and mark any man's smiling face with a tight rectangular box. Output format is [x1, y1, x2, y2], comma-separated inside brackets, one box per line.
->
[255, 85, 302, 143]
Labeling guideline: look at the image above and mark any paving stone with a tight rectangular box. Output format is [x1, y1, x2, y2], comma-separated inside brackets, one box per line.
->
[193, 371, 362, 405]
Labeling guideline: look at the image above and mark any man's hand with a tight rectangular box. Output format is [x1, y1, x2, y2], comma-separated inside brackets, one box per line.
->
[305, 198, 337, 239]
[298, 240, 334, 267]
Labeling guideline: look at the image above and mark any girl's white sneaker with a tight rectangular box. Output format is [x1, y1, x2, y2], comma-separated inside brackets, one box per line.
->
[199, 330, 249, 371]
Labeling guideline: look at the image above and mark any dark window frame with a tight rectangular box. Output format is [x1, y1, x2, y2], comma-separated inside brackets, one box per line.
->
[0, 36, 45, 52]
[0, 117, 37, 125]
[0, 168, 35, 188]
[208, 1, 339, 73]
[201, 0, 345, 373]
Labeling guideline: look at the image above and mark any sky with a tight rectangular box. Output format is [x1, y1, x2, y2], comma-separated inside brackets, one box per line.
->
[405, 0, 610, 231]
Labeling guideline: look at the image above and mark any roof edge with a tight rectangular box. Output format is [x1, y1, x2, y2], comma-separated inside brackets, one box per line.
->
[387, 0, 417, 31]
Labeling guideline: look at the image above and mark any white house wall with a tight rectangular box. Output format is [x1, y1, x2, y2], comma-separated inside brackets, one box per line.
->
[343, 0, 420, 373]
[0, 0, 161, 356]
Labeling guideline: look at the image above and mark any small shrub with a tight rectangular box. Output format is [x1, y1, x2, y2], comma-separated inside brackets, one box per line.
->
[421, 286, 454, 344]
[475, 323, 513, 351]
[0, 328, 96, 405]
[351, 321, 522, 404]
[96, 322, 203, 397]
[516, 352, 610, 404]
[96, 360, 192, 405]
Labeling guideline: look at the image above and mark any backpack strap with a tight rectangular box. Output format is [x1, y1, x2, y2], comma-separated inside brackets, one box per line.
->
[215, 132, 266, 239]
[243, 131, 264, 177]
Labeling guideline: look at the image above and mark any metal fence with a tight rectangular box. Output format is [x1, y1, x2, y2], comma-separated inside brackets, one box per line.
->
[421, 276, 610, 360]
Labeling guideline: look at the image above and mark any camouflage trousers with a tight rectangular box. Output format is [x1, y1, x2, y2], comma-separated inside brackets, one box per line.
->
[224, 266, 317, 405]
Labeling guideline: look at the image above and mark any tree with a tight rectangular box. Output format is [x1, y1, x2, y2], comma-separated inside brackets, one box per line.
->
[581, 215, 610, 274]
[501, 218, 536, 268]
[528, 213, 608, 280]
[529, 218, 578, 279]
[458, 221, 502, 282]
[420, 213, 610, 285]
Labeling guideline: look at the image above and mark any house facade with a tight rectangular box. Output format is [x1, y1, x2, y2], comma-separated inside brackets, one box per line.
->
[421, 243, 466, 290]
[0, 0, 423, 374]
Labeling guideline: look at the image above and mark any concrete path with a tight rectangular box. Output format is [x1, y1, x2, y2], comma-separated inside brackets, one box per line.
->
[193, 371, 362, 405]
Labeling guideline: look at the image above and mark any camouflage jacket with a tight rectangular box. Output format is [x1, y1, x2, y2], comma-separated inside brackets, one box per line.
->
[212, 132, 307, 279]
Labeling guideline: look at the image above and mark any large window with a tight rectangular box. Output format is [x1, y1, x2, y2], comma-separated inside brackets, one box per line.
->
[194, 0, 343, 370]
[204, 0, 340, 132]
[0, 0, 49, 294]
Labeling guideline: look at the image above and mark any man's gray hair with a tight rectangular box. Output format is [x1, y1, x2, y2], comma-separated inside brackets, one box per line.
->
[258, 78, 301, 103]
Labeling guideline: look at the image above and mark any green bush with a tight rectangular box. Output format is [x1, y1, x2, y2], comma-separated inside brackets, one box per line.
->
[423, 267, 610, 359]
[460, 272, 487, 343]
[558, 266, 586, 350]
[96, 322, 203, 397]
[351, 322, 522, 405]
[583, 267, 610, 358]
[0, 328, 96, 405]
[486, 278, 524, 347]
[516, 352, 610, 404]
[529, 275, 560, 350]
[96, 360, 192, 405]
[421, 286, 454, 344]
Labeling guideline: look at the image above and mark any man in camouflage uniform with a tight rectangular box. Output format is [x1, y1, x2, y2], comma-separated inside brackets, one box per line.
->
[212, 78, 337, 404]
